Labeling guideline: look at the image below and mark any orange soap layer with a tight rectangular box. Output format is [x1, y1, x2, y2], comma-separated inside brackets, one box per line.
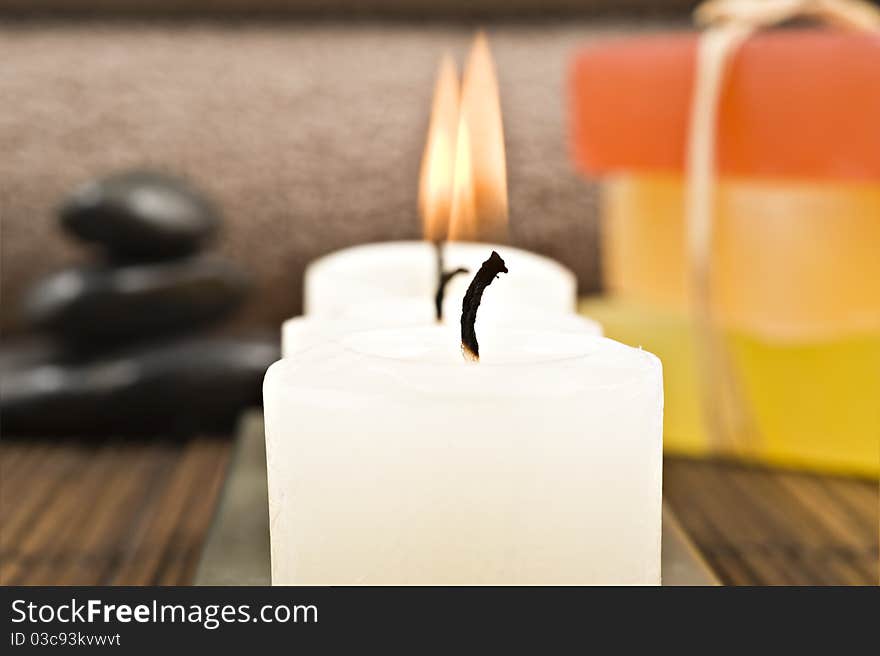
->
[570, 31, 880, 182]
[602, 175, 880, 341]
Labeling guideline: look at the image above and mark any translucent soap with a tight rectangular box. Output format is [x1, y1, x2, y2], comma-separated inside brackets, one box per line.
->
[601, 175, 880, 340]
[569, 30, 880, 477]
[581, 299, 880, 476]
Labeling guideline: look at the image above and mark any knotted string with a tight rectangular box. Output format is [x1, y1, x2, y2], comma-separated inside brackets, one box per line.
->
[686, 0, 880, 452]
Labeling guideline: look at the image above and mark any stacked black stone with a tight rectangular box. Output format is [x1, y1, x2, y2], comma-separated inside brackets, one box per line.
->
[1, 171, 280, 437]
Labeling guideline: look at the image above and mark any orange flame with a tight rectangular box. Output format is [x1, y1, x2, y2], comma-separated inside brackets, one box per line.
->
[418, 54, 460, 243]
[448, 32, 508, 243]
[420, 33, 508, 244]
[448, 115, 477, 240]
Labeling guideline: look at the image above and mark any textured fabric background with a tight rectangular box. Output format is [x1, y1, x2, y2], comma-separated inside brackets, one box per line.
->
[1, 20, 661, 335]
[0, 2, 696, 16]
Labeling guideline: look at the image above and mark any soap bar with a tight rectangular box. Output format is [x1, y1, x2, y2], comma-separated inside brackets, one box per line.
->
[580, 297, 880, 477]
[570, 31, 880, 181]
[601, 175, 880, 340]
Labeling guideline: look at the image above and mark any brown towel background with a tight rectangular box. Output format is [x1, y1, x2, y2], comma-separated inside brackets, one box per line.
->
[0, 2, 696, 17]
[1, 20, 659, 335]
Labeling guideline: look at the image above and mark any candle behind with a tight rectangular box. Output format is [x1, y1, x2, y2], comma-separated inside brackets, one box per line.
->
[282, 302, 602, 357]
[303, 241, 576, 319]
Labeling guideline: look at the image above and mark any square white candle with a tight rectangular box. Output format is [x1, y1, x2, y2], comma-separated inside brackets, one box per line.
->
[264, 326, 663, 585]
[303, 241, 577, 318]
[281, 299, 602, 357]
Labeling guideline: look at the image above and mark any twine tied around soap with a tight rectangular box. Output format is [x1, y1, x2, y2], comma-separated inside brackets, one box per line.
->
[687, 0, 880, 452]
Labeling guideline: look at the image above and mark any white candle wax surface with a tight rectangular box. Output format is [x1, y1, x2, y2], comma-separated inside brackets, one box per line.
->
[264, 326, 663, 585]
[303, 241, 577, 319]
[281, 297, 602, 357]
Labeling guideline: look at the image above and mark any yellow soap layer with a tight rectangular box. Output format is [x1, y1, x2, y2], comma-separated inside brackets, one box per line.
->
[581, 298, 880, 478]
[602, 175, 880, 341]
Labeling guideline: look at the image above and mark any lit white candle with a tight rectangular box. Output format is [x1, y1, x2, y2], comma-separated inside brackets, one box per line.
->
[303, 35, 576, 324]
[303, 240, 577, 319]
[283, 296, 600, 357]
[264, 325, 663, 584]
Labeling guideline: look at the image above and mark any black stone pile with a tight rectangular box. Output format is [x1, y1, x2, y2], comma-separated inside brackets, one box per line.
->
[1, 171, 279, 437]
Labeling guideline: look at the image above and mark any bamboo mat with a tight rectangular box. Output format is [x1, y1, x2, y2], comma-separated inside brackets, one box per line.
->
[664, 458, 878, 586]
[193, 414, 718, 585]
[1, 436, 877, 585]
[0, 437, 231, 586]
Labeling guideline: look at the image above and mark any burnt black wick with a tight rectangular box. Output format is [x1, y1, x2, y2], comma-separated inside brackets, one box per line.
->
[460, 251, 508, 362]
[433, 241, 468, 322]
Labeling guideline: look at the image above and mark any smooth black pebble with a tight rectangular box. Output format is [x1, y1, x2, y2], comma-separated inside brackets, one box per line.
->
[22, 256, 249, 345]
[0, 336, 280, 437]
[60, 170, 220, 260]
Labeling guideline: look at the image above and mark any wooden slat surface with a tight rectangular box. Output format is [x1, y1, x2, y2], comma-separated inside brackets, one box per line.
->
[1, 437, 876, 585]
[664, 457, 878, 586]
[0, 437, 231, 586]
[194, 413, 719, 585]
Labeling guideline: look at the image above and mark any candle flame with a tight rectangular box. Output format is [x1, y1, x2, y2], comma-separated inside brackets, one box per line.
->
[448, 32, 508, 243]
[418, 54, 460, 243]
[420, 33, 509, 244]
[448, 115, 477, 240]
